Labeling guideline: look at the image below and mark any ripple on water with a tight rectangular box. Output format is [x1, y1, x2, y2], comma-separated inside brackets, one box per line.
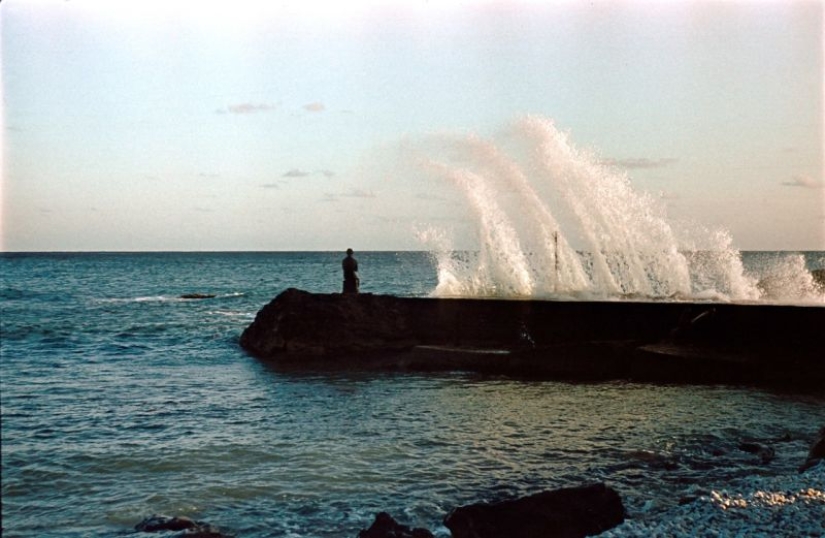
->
[3, 353, 824, 537]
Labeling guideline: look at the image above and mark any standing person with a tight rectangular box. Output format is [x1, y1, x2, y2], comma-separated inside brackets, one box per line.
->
[342, 248, 360, 293]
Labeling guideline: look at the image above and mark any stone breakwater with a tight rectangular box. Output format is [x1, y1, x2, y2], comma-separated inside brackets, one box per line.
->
[240, 289, 825, 387]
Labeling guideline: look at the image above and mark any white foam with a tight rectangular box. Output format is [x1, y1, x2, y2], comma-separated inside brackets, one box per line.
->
[413, 117, 821, 303]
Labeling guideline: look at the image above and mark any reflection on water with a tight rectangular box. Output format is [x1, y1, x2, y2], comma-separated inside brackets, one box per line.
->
[8, 357, 824, 537]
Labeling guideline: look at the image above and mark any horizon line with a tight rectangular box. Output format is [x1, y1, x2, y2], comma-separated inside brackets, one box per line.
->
[2, 249, 823, 255]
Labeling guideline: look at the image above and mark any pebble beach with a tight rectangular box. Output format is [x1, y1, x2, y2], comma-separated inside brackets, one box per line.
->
[602, 462, 825, 537]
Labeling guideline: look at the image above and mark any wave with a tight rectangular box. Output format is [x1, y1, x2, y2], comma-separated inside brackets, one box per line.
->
[409, 116, 823, 304]
[95, 292, 247, 304]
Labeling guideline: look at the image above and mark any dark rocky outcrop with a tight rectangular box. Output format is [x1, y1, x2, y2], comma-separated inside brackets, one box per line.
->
[180, 293, 216, 300]
[135, 515, 231, 537]
[799, 426, 825, 472]
[443, 483, 624, 538]
[358, 512, 434, 538]
[240, 289, 416, 358]
[240, 288, 825, 387]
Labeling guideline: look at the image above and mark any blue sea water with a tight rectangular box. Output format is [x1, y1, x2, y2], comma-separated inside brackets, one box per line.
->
[1, 251, 824, 537]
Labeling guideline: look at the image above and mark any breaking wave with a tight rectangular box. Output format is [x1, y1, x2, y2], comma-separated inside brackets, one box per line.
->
[411, 117, 823, 304]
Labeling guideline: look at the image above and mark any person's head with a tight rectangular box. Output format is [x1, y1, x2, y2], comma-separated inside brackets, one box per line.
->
[346, 248, 353, 256]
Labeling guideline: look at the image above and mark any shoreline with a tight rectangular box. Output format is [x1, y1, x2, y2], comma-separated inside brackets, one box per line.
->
[602, 462, 825, 537]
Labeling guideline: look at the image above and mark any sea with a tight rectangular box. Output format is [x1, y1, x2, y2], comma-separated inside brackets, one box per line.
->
[1, 250, 824, 538]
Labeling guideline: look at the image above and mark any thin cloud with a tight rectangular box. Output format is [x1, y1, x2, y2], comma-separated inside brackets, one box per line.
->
[321, 189, 376, 201]
[222, 103, 276, 114]
[341, 188, 376, 199]
[318, 169, 335, 178]
[261, 183, 282, 189]
[416, 192, 448, 202]
[283, 169, 310, 178]
[303, 102, 326, 113]
[600, 157, 678, 169]
[782, 175, 823, 189]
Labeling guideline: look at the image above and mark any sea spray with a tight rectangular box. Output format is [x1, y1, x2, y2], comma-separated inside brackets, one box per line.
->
[516, 116, 694, 297]
[678, 227, 761, 301]
[443, 133, 590, 295]
[413, 116, 765, 301]
[753, 253, 825, 302]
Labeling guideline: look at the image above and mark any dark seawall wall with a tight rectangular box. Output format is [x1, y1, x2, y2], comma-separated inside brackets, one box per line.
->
[240, 289, 824, 387]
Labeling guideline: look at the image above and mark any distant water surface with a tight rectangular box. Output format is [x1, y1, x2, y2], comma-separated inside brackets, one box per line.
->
[1, 252, 823, 537]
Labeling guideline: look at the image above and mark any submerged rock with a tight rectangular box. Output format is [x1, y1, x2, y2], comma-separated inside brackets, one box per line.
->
[135, 515, 231, 537]
[357, 512, 434, 538]
[443, 483, 625, 538]
[738, 441, 776, 464]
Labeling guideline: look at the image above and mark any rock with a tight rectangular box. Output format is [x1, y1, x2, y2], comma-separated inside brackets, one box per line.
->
[240, 288, 417, 358]
[180, 293, 216, 299]
[135, 515, 231, 537]
[443, 482, 625, 538]
[799, 426, 825, 472]
[357, 512, 434, 538]
[737, 441, 776, 464]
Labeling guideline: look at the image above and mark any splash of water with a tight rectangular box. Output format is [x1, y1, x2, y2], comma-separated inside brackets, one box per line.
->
[753, 253, 825, 302]
[413, 116, 777, 301]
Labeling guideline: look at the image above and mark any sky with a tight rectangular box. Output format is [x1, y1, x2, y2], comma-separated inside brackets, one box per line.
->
[1, 0, 823, 252]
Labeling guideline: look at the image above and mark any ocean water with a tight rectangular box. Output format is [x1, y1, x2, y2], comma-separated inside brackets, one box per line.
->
[1, 251, 824, 538]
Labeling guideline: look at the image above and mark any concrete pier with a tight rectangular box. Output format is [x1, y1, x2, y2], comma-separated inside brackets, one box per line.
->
[240, 289, 824, 387]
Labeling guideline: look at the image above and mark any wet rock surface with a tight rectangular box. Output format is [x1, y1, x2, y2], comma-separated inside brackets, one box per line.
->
[357, 512, 434, 538]
[135, 515, 231, 537]
[443, 483, 625, 538]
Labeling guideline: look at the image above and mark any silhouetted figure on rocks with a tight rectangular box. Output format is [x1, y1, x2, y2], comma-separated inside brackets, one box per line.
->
[342, 248, 360, 294]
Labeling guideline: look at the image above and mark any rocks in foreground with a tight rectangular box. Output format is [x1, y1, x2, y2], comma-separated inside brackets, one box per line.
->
[444, 483, 625, 538]
[133, 482, 622, 538]
[358, 512, 434, 538]
[131, 429, 824, 537]
[135, 515, 231, 537]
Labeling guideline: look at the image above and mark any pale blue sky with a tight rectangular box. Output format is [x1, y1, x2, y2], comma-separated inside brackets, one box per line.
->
[2, 0, 823, 251]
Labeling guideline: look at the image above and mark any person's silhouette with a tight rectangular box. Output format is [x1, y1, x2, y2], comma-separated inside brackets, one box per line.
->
[342, 248, 359, 293]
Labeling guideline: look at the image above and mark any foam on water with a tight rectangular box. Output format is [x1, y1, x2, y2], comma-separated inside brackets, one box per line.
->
[414, 117, 822, 303]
